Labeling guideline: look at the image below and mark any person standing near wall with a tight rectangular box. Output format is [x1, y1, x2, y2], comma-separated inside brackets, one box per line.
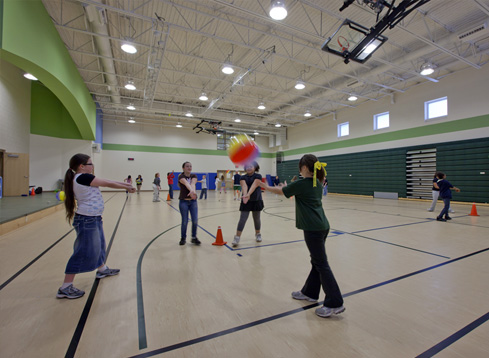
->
[167, 171, 175, 200]
[233, 171, 241, 200]
[178, 162, 200, 246]
[199, 174, 208, 200]
[124, 175, 132, 195]
[57, 153, 135, 299]
[135, 175, 143, 194]
[153, 173, 161, 202]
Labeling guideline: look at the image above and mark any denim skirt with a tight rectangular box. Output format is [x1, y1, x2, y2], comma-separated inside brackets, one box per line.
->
[65, 214, 106, 274]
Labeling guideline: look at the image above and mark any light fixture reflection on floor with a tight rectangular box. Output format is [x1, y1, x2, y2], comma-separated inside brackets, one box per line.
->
[269, 0, 287, 20]
[24, 73, 38, 81]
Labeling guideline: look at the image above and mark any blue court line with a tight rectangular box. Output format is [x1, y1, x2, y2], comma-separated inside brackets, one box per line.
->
[66, 195, 127, 358]
[128, 246, 489, 358]
[415, 311, 489, 358]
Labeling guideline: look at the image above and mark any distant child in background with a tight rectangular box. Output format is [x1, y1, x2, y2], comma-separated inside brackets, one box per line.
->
[199, 175, 208, 200]
[219, 175, 227, 194]
[435, 172, 460, 222]
[232, 162, 264, 247]
[57, 153, 135, 299]
[273, 175, 280, 186]
[167, 171, 175, 199]
[178, 162, 200, 245]
[124, 175, 132, 195]
[233, 171, 241, 200]
[323, 178, 328, 196]
[260, 154, 345, 318]
[153, 173, 161, 202]
[215, 175, 220, 191]
[428, 171, 454, 213]
[136, 175, 143, 194]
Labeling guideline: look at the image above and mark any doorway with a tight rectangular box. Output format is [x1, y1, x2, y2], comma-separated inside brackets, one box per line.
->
[3, 152, 29, 196]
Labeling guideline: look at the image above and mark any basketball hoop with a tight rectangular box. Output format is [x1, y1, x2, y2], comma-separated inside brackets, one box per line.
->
[337, 36, 350, 52]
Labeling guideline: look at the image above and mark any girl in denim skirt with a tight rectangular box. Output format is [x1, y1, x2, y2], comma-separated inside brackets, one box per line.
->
[57, 154, 135, 299]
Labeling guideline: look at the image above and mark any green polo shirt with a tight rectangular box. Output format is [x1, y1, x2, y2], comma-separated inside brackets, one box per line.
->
[282, 177, 329, 231]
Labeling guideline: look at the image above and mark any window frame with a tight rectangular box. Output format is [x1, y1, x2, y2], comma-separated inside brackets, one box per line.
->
[373, 111, 390, 130]
[337, 122, 350, 138]
[424, 96, 447, 121]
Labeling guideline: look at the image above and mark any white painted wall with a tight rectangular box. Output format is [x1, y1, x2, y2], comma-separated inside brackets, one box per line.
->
[0, 59, 31, 153]
[286, 65, 489, 160]
[99, 122, 274, 190]
[29, 134, 92, 190]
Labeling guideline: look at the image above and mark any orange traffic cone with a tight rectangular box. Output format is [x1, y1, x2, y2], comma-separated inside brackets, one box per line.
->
[212, 226, 227, 246]
[167, 193, 171, 201]
[469, 203, 479, 216]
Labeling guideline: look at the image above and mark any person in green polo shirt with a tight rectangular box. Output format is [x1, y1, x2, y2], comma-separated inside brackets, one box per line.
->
[260, 154, 344, 318]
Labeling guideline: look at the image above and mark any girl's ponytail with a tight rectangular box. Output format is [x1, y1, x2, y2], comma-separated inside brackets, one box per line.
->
[64, 153, 91, 222]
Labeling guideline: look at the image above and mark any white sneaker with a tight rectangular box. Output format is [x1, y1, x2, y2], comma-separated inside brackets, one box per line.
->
[255, 233, 262, 242]
[291, 291, 317, 302]
[232, 236, 240, 247]
[315, 305, 345, 318]
[449, 209, 455, 213]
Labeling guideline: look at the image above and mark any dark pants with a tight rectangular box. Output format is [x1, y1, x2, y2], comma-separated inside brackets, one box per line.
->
[179, 199, 198, 239]
[199, 188, 207, 199]
[169, 185, 174, 199]
[438, 197, 451, 218]
[301, 230, 343, 308]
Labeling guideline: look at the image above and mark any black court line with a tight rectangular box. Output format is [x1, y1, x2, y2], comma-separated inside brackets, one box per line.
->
[415, 311, 489, 358]
[65, 196, 128, 358]
[0, 193, 118, 291]
[129, 246, 489, 358]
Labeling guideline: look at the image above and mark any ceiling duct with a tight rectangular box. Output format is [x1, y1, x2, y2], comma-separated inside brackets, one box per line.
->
[457, 20, 489, 43]
[83, 3, 121, 104]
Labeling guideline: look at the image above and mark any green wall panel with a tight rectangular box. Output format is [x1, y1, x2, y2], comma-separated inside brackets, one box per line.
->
[278, 138, 489, 203]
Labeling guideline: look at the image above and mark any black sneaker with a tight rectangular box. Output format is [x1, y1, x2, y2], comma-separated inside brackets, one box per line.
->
[191, 237, 201, 245]
[179, 239, 186, 245]
[445, 216, 452, 220]
[436, 217, 447, 222]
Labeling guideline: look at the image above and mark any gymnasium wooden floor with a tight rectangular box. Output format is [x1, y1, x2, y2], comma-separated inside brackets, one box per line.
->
[1, 191, 488, 358]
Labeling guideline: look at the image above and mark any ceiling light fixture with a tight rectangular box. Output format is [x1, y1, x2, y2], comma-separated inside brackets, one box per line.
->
[295, 80, 305, 90]
[275, 123, 282, 127]
[125, 80, 136, 90]
[23, 73, 38, 81]
[269, 0, 287, 20]
[199, 93, 208, 101]
[121, 43, 137, 54]
[127, 103, 136, 110]
[234, 118, 241, 122]
[128, 118, 136, 123]
[304, 110, 312, 117]
[176, 123, 182, 128]
[254, 131, 259, 135]
[185, 112, 193, 117]
[348, 95, 358, 101]
[420, 63, 435, 76]
[221, 62, 234, 75]
[257, 102, 266, 110]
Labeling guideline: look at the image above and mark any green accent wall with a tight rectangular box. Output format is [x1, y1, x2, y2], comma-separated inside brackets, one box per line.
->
[31, 82, 83, 139]
[103, 143, 275, 158]
[0, 0, 95, 140]
[284, 115, 489, 156]
[278, 138, 489, 203]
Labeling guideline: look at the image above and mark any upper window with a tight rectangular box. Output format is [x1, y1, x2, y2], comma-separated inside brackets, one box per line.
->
[338, 122, 349, 137]
[425, 97, 447, 120]
[374, 112, 389, 130]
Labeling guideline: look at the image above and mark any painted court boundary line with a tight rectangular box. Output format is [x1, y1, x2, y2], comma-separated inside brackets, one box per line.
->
[129, 246, 489, 358]
[65, 196, 128, 358]
[415, 311, 489, 358]
[0, 194, 118, 291]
